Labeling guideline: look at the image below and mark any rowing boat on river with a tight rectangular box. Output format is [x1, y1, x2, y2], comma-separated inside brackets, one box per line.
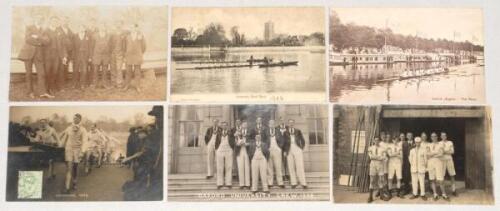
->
[258, 61, 298, 68]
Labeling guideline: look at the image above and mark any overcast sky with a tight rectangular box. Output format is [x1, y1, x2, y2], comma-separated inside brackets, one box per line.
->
[10, 106, 157, 123]
[172, 7, 325, 40]
[332, 8, 484, 45]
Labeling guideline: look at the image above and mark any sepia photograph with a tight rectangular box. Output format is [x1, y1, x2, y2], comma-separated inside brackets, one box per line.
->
[329, 8, 485, 104]
[9, 6, 168, 101]
[6, 105, 163, 201]
[168, 104, 329, 201]
[332, 104, 493, 204]
[170, 7, 326, 102]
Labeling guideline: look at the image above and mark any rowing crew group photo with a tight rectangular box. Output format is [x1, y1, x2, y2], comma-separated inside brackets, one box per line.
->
[204, 117, 308, 194]
[368, 132, 457, 202]
[17, 12, 147, 99]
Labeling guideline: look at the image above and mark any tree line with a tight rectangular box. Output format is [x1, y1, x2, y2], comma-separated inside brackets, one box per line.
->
[172, 22, 325, 47]
[329, 11, 484, 53]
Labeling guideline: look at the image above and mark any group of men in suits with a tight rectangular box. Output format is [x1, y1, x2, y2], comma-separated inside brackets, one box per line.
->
[204, 117, 308, 194]
[368, 131, 457, 203]
[18, 14, 147, 99]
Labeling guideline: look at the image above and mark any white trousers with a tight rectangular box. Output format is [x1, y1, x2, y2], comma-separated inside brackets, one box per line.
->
[251, 157, 269, 191]
[236, 147, 250, 187]
[216, 149, 233, 186]
[411, 172, 426, 196]
[287, 146, 307, 186]
[206, 141, 215, 177]
[267, 147, 284, 186]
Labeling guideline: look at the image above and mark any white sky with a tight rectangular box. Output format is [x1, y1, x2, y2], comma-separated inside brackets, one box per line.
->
[172, 7, 325, 40]
[10, 106, 156, 123]
[332, 8, 484, 45]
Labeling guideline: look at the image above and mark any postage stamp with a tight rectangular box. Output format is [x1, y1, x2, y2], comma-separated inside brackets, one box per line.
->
[17, 171, 43, 199]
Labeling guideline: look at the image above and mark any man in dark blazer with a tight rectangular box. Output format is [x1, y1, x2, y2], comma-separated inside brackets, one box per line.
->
[214, 122, 235, 189]
[265, 119, 285, 188]
[251, 116, 267, 140]
[247, 134, 270, 194]
[43, 16, 67, 95]
[90, 23, 111, 89]
[18, 15, 50, 98]
[123, 23, 146, 91]
[283, 119, 307, 189]
[110, 20, 128, 88]
[72, 24, 92, 89]
[57, 16, 74, 88]
[204, 119, 220, 179]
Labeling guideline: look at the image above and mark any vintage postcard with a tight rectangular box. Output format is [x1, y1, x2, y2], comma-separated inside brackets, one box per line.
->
[170, 7, 326, 103]
[332, 104, 493, 204]
[6, 105, 164, 201]
[168, 104, 329, 201]
[9, 6, 168, 101]
[329, 8, 485, 104]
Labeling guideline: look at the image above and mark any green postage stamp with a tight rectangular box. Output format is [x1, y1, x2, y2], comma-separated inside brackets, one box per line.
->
[17, 171, 43, 199]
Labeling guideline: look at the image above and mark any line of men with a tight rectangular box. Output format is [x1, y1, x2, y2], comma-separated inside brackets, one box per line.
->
[27, 114, 113, 193]
[368, 131, 457, 203]
[18, 14, 147, 99]
[204, 117, 308, 194]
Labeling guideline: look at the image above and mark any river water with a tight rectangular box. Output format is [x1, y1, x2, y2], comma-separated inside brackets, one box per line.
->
[171, 47, 326, 98]
[330, 62, 485, 104]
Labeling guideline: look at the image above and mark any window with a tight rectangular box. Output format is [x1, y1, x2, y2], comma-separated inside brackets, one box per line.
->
[351, 130, 366, 153]
[285, 105, 302, 116]
[207, 106, 222, 121]
[183, 121, 201, 147]
[307, 106, 327, 145]
[179, 106, 203, 148]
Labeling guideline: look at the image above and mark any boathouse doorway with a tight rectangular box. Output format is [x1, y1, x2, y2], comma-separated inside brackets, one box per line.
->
[381, 112, 489, 190]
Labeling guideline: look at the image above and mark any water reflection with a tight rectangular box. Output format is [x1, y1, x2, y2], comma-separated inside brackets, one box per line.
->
[330, 62, 485, 103]
[171, 47, 326, 94]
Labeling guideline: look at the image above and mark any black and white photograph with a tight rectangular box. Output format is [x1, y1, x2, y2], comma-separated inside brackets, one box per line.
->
[6, 105, 164, 201]
[332, 105, 494, 204]
[9, 6, 168, 101]
[329, 8, 485, 104]
[168, 104, 329, 201]
[170, 7, 326, 102]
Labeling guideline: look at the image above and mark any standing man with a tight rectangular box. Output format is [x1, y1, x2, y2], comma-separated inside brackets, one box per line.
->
[248, 134, 270, 194]
[380, 133, 391, 192]
[85, 124, 104, 174]
[110, 20, 127, 88]
[204, 119, 220, 179]
[43, 16, 67, 96]
[215, 122, 235, 189]
[266, 119, 285, 188]
[29, 119, 59, 180]
[234, 120, 250, 189]
[367, 137, 386, 203]
[409, 137, 427, 201]
[441, 132, 457, 196]
[91, 23, 111, 89]
[284, 119, 307, 189]
[57, 16, 74, 88]
[123, 23, 146, 91]
[252, 116, 267, 139]
[387, 135, 404, 198]
[72, 23, 92, 89]
[401, 132, 413, 195]
[18, 14, 50, 98]
[59, 114, 87, 194]
[428, 132, 449, 201]
[277, 117, 289, 181]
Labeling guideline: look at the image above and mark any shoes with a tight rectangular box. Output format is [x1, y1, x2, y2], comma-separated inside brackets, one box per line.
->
[421, 196, 428, 201]
[263, 191, 270, 194]
[433, 195, 439, 201]
[367, 197, 374, 203]
[442, 195, 451, 202]
[206, 176, 213, 179]
[452, 191, 458, 197]
[302, 185, 308, 189]
[217, 186, 222, 190]
[291, 185, 297, 189]
[409, 195, 418, 199]
[279, 185, 285, 189]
